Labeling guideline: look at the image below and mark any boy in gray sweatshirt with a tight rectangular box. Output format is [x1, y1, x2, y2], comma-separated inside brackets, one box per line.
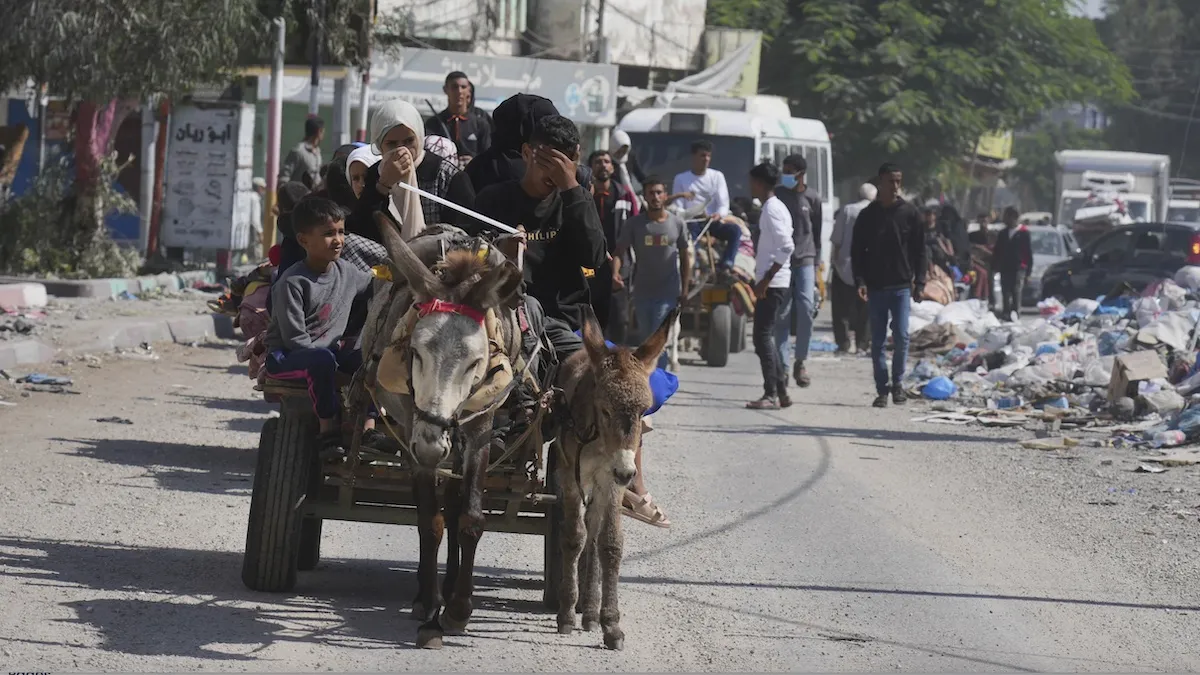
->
[265, 196, 377, 452]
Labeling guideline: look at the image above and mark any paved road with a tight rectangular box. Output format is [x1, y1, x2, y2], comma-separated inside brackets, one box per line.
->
[1, 332, 1198, 671]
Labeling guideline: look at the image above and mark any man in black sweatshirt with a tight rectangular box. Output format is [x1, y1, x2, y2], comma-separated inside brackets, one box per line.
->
[471, 114, 608, 358]
[851, 162, 926, 408]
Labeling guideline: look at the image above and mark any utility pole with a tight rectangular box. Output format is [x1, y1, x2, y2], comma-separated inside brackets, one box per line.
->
[581, 0, 591, 61]
[356, 0, 376, 143]
[309, 0, 324, 116]
[595, 0, 606, 63]
[264, 17, 286, 258]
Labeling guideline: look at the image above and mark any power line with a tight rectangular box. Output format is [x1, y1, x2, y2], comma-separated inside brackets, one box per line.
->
[1177, 75, 1200, 175]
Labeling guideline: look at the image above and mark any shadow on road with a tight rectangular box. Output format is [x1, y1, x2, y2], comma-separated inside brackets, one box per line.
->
[53, 437, 256, 495]
[0, 536, 552, 659]
[168, 392, 274, 416]
[676, 423, 1014, 445]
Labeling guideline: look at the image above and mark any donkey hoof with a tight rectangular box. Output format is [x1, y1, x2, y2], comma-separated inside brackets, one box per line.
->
[603, 633, 625, 651]
[441, 612, 469, 635]
[556, 617, 575, 635]
[416, 628, 444, 650]
[581, 618, 600, 633]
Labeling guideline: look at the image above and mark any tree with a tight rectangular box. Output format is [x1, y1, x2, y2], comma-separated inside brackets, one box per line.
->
[1100, 0, 1200, 177]
[1010, 121, 1110, 211]
[0, 0, 367, 274]
[705, 0, 788, 44]
[762, 0, 1133, 189]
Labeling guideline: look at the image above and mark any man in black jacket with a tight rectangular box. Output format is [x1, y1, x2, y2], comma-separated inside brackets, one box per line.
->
[424, 71, 492, 163]
[851, 162, 926, 408]
[471, 115, 607, 355]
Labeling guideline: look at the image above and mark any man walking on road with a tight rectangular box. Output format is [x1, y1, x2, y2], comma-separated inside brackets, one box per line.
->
[612, 176, 691, 368]
[589, 149, 639, 343]
[992, 206, 1033, 321]
[773, 155, 823, 387]
[278, 116, 324, 188]
[746, 162, 795, 410]
[830, 182, 876, 353]
[851, 163, 926, 408]
[424, 71, 492, 165]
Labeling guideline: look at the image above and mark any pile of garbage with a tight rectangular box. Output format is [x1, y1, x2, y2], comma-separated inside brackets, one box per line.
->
[902, 266, 1200, 458]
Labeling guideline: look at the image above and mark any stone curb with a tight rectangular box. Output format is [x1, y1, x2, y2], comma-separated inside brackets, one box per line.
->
[0, 313, 236, 371]
[0, 265, 258, 301]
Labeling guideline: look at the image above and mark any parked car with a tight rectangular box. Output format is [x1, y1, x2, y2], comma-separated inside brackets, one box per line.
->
[1040, 222, 1197, 303]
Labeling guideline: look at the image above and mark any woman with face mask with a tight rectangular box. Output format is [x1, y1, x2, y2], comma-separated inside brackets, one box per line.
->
[346, 99, 476, 243]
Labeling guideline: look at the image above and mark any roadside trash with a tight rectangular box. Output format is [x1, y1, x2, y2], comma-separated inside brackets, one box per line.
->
[17, 373, 74, 386]
[1108, 351, 1168, 403]
[1038, 298, 1065, 317]
[922, 376, 957, 400]
[94, 416, 133, 425]
[1175, 406, 1200, 438]
[1138, 450, 1200, 466]
[1139, 389, 1186, 416]
[1040, 396, 1070, 410]
[116, 290, 138, 301]
[1020, 437, 1080, 451]
[1135, 463, 1168, 473]
[991, 395, 1025, 410]
[1111, 397, 1137, 421]
[1151, 430, 1186, 448]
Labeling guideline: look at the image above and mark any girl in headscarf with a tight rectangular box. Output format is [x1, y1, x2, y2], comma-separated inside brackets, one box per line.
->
[344, 145, 381, 200]
[347, 98, 476, 242]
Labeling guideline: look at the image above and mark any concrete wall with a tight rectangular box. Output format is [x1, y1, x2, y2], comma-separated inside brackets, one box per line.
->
[602, 0, 706, 71]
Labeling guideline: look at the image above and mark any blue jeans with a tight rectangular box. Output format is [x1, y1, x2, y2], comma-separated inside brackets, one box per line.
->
[266, 346, 364, 419]
[633, 297, 677, 369]
[688, 220, 742, 271]
[867, 287, 911, 396]
[773, 263, 815, 368]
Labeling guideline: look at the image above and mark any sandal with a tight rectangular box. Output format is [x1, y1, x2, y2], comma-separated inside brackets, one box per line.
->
[622, 491, 671, 529]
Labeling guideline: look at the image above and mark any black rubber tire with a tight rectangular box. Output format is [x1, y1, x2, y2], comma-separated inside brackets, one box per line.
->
[706, 304, 732, 367]
[296, 519, 323, 571]
[242, 413, 315, 592]
[543, 442, 563, 610]
[730, 309, 746, 354]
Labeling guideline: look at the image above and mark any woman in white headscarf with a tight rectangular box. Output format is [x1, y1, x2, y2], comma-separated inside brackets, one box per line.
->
[344, 145, 381, 200]
[347, 99, 476, 242]
[608, 128, 647, 192]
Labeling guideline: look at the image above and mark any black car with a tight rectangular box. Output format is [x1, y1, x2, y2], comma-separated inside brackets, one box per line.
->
[1040, 222, 1199, 303]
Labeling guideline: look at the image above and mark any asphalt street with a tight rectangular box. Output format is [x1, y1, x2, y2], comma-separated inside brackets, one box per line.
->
[1, 329, 1198, 672]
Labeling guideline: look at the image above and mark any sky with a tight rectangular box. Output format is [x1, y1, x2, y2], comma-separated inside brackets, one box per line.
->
[1073, 0, 1106, 18]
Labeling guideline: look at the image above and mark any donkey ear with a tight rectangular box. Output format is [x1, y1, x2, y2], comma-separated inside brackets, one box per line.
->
[633, 307, 678, 372]
[462, 260, 523, 310]
[375, 211, 438, 297]
[579, 303, 609, 365]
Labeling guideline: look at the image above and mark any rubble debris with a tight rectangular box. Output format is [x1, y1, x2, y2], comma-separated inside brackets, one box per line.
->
[94, 416, 133, 425]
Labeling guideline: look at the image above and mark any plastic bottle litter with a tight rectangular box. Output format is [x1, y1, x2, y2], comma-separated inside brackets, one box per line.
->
[1152, 430, 1186, 448]
[808, 339, 838, 353]
[990, 395, 1025, 410]
[1041, 396, 1070, 410]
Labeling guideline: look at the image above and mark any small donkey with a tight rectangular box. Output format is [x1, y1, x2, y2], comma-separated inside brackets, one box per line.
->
[554, 305, 677, 650]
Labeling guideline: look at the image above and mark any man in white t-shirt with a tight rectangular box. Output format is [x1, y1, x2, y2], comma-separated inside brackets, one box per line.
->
[746, 162, 795, 410]
[671, 139, 743, 271]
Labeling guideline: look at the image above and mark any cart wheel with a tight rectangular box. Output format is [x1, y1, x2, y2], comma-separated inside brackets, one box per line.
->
[706, 304, 732, 367]
[730, 310, 746, 354]
[242, 409, 316, 592]
[543, 442, 563, 610]
[296, 438, 324, 572]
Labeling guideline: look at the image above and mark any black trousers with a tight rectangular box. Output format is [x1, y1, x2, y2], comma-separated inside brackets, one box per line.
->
[752, 287, 789, 398]
[1000, 272, 1025, 319]
[831, 276, 869, 352]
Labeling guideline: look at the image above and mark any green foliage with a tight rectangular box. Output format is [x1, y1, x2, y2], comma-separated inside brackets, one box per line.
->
[1010, 121, 1109, 211]
[0, 155, 140, 279]
[705, 0, 788, 43]
[1101, 0, 1200, 177]
[764, 0, 1133, 187]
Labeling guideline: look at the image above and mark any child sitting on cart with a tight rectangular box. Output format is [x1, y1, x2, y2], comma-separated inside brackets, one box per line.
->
[264, 196, 383, 455]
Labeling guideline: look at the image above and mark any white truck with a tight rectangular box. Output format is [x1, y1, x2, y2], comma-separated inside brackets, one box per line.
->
[1054, 150, 1170, 244]
[1168, 177, 1200, 224]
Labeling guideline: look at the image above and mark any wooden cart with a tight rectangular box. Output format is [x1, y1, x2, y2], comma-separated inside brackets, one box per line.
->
[240, 376, 564, 608]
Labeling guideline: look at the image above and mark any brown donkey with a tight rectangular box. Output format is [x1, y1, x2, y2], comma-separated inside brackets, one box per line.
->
[554, 306, 677, 650]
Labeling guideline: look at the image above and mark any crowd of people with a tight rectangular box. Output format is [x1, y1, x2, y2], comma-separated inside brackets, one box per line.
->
[215, 71, 1044, 528]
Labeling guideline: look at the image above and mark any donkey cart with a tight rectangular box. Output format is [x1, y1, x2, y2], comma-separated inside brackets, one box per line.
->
[240, 374, 564, 608]
[673, 214, 749, 368]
